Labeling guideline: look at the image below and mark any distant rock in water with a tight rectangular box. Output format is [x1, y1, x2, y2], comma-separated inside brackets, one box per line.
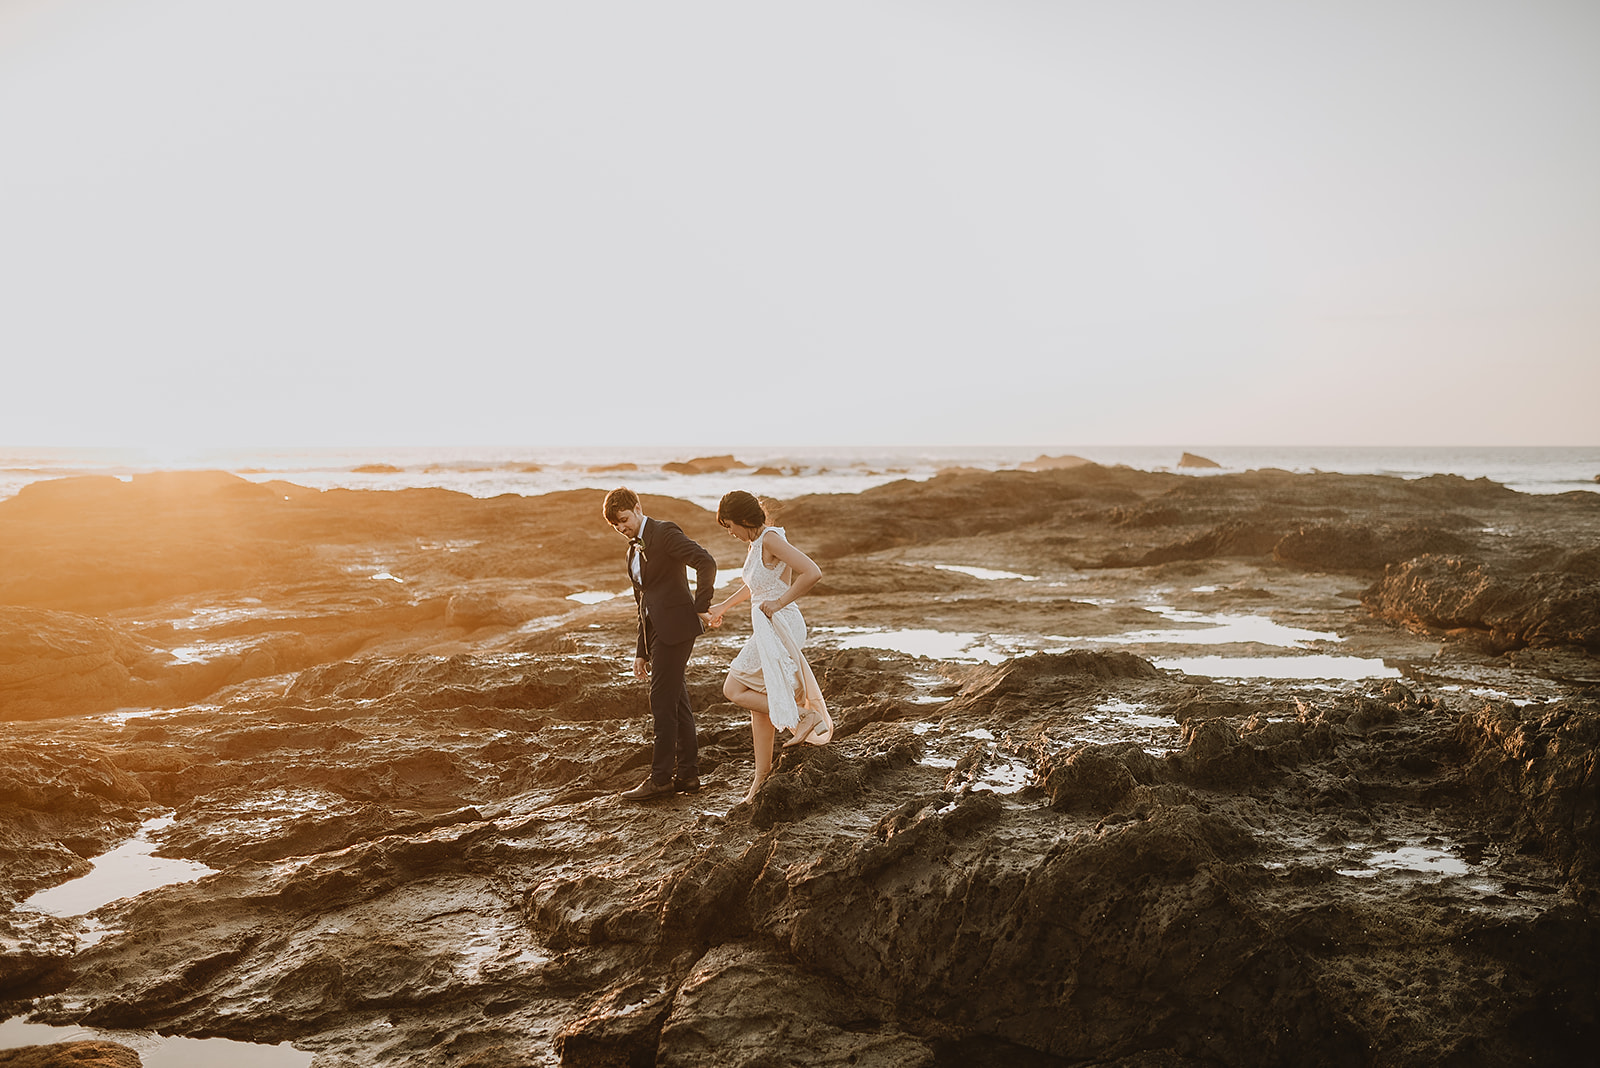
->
[1018, 454, 1091, 471]
[588, 462, 637, 473]
[663, 455, 744, 475]
[1178, 452, 1223, 468]
[351, 463, 402, 474]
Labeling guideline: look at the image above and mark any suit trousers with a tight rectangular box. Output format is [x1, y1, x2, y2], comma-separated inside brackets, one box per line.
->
[647, 632, 698, 784]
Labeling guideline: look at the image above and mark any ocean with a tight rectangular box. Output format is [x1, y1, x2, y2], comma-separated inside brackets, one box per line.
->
[1, 445, 1596, 507]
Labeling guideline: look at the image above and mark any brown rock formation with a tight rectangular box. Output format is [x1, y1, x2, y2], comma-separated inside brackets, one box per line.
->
[1017, 453, 1091, 471]
[0, 1043, 141, 1068]
[662, 455, 744, 475]
[1273, 520, 1473, 573]
[1362, 554, 1600, 652]
[2, 465, 1598, 1064]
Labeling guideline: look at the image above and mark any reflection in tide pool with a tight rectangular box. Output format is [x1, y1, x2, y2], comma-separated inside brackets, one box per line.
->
[1091, 697, 1174, 732]
[974, 758, 1033, 794]
[19, 815, 215, 917]
[566, 590, 621, 604]
[1155, 654, 1400, 681]
[1369, 846, 1470, 876]
[930, 564, 1039, 581]
[95, 707, 171, 726]
[820, 626, 1012, 663]
[1062, 608, 1341, 648]
[1336, 842, 1474, 880]
[817, 612, 1392, 681]
[0, 1019, 310, 1067]
[1080, 697, 1182, 755]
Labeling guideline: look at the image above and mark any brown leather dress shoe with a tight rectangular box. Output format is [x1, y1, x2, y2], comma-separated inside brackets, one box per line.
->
[620, 778, 675, 801]
[673, 776, 701, 794]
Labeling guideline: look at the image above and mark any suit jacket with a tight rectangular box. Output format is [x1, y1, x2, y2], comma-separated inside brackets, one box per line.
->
[629, 517, 718, 659]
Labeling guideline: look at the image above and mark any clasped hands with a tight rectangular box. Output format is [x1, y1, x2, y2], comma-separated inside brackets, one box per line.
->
[701, 599, 781, 631]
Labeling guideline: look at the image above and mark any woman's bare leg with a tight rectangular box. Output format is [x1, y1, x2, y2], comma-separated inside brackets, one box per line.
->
[725, 676, 775, 802]
[744, 709, 776, 803]
[724, 675, 770, 715]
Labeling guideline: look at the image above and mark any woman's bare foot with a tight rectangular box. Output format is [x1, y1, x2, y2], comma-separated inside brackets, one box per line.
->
[742, 776, 766, 804]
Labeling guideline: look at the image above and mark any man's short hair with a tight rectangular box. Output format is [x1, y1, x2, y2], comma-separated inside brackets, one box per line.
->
[603, 487, 640, 522]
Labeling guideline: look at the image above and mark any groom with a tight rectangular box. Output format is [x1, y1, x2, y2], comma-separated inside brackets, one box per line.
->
[603, 487, 719, 801]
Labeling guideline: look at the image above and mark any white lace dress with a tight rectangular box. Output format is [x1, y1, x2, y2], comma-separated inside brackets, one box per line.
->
[726, 527, 829, 737]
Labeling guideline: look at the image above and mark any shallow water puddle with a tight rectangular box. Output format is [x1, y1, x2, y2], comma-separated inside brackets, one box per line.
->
[822, 626, 1400, 680]
[1336, 841, 1474, 880]
[1154, 654, 1401, 681]
[566, 590, 622, 604]
[817, 598, 1377, 675]
[820, 626, 1017, 663]
[167, 637, 264, 665]
[929, 564, 1039, 581]
[917, 748, 1034, 795]
[1081, 607, 1342, 647]
[0, 1019, 310, 1067]
[1074, 697, 1182, 755]
[94, 706, 179, 726]
[972, 758, 1033, 794]
[1368, 845, 1471, 876]
[19, 815, 215, 918]
[1435, 684, 1543, 706]
[911, 725, 1044, 795]
[1090, 697, 1172, 731]
[171, 599, 269, 630]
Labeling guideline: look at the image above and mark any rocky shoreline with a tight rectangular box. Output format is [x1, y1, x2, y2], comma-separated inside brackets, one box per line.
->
[2, 465, 1597, 1066]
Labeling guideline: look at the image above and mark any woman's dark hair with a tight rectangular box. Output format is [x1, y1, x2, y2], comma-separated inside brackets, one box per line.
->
[717, 490, 767, 530]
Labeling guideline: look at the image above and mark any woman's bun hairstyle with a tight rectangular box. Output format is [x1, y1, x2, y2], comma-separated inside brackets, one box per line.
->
[717, 490, 768, 529]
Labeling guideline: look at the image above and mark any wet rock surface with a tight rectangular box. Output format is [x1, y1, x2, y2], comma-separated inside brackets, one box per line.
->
[0, 1043, 141, 1068]
[1, 465, 1598, 1066]
[1363, 553, 1600, 653]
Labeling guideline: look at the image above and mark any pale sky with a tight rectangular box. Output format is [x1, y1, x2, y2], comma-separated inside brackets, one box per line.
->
[2, 1, 1596, 447]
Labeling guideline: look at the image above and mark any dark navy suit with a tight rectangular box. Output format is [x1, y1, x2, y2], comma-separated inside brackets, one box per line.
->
[629, 517, 718, 785]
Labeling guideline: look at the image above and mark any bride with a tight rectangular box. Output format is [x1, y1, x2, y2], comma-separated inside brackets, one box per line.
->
[705, 490, 833, 802]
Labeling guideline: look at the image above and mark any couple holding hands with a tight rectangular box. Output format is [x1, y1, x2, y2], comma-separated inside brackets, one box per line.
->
[603, 487, 833, 804]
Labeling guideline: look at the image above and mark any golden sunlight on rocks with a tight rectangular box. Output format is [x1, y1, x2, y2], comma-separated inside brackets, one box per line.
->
[2, 465, 1597, 1065]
